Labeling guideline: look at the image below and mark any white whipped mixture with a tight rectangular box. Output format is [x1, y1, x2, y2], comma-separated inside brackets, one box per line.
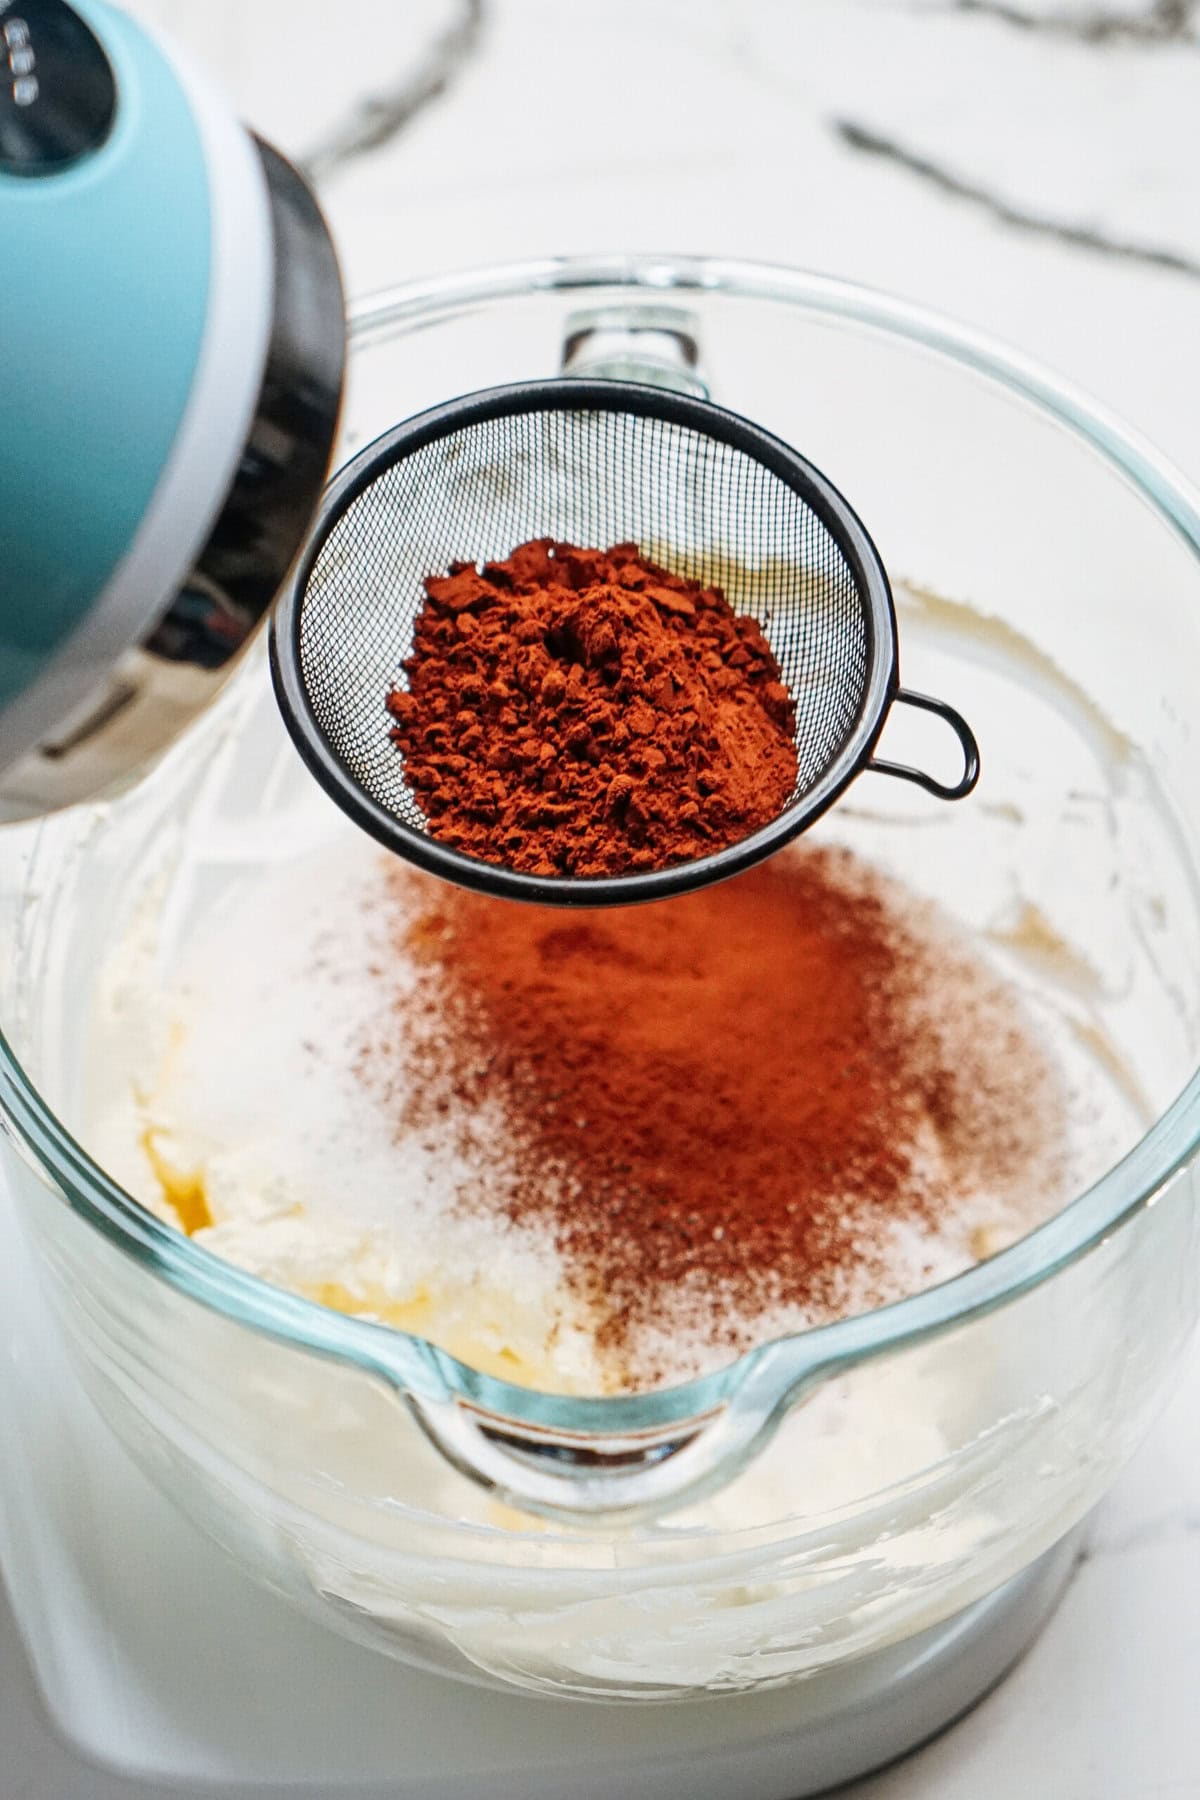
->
[89, 842, 610, 1394]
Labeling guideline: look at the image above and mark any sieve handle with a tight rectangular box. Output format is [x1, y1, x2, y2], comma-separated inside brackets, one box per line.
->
[868, 688, 980, 801]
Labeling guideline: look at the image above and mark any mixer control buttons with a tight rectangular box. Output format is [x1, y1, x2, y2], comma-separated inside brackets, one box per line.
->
[0, 1, 115, 175]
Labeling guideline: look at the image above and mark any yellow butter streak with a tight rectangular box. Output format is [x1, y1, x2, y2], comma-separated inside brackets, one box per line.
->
[298, 1280, 557, 1389]
[140, 1128, 213, 1235]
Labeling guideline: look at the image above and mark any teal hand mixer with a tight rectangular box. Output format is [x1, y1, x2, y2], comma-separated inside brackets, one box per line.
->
[0, 0, 345, 817]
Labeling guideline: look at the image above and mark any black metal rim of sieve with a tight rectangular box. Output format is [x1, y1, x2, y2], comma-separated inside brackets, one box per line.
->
[270, 378, 903, 908]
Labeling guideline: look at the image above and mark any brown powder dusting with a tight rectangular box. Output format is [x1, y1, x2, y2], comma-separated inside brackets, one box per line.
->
[385, 540, 799, 877]
[360, 844, 1068, 1386]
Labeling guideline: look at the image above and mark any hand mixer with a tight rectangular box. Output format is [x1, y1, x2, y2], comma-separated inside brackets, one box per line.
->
[2, 0, 977, 901]
[0, 0, 344, 819]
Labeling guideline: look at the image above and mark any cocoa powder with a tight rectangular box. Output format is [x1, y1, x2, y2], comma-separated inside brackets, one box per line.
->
[364, 845, 1067, 1385]
[386, 540, 799, 877]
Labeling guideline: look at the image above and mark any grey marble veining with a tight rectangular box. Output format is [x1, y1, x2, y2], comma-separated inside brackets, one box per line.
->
[299, 0, 483, 185]
[832, 116, 1200, 280]
[730, 0, 1200, 272]
[948, 0, 1198, 46]
[230, 0, 1198, 479]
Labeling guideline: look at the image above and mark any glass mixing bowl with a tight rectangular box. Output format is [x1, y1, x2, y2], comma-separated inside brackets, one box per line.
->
[2, 256, 1200, 1702]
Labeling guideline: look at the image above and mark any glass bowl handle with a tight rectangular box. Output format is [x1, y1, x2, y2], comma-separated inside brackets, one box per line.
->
[559, 302, 709, 397]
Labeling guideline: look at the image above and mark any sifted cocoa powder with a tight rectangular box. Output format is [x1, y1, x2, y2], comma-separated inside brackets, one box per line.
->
[361, 844, 1068, 1385]
[386, 540, 799, 877]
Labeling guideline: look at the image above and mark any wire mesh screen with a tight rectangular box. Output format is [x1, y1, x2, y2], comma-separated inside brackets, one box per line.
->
[296, 406, 873, 837]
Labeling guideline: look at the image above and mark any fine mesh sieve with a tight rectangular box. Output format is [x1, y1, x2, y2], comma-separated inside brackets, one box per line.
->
[270, 380, 979, 905]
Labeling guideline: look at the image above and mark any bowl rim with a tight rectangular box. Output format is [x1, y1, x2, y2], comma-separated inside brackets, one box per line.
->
[5, 251, 1200, 1464]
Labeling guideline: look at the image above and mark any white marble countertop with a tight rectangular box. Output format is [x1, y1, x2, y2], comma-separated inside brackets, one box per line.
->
[6, 1, 1200, 1794]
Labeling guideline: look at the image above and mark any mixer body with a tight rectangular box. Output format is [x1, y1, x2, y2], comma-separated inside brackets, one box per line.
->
[0, 0, 344, 818]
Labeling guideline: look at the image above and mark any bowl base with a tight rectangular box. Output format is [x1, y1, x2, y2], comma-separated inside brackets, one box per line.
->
[0, 1174, 1081, 1798]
